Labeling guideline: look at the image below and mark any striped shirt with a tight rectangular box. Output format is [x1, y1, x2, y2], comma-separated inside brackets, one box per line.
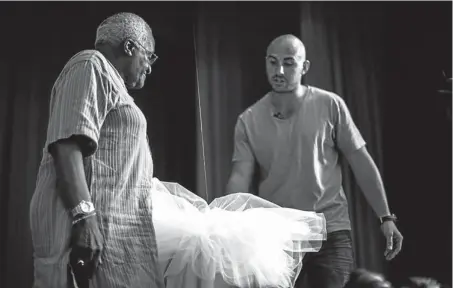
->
[29, 50, 164, 288]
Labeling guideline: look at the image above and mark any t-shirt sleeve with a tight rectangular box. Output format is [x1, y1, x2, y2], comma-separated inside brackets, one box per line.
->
[232, 116, 255, 163]
[333, 96, 366, 155]
[46, 60, 113, 157]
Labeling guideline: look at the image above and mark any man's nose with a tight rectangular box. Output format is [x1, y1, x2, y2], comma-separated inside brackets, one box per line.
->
[275, 65, 284, 75]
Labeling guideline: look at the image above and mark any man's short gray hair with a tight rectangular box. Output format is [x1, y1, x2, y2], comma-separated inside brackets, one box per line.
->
[95, 12, 154, 48]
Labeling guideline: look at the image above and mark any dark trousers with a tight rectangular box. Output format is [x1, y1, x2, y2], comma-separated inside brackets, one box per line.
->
[295, 230, 355, 288]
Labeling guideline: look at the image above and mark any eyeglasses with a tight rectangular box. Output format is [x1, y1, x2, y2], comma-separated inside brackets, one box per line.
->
[133, 40, 158, 65]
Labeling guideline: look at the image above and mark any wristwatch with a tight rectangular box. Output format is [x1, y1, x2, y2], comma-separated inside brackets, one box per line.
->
[379, 214, 398, 225]
[71, 200, 95, 218]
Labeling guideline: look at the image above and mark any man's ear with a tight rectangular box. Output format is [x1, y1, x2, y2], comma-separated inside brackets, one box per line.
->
[123, 39, 135, 57]
[302, 60, 311, 75]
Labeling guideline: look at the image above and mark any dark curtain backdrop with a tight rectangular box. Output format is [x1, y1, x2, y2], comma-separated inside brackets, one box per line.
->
[381, 2, 452, 286]
[0, 2, 451, 288]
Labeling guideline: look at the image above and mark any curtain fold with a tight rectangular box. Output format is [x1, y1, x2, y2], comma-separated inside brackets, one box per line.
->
[1, 54, 52, 288]
[170, 3, 245, 287]
[195, 2, 245, 205]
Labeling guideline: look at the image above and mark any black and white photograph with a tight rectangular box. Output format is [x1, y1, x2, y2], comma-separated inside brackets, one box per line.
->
[0, 1, 451, 288]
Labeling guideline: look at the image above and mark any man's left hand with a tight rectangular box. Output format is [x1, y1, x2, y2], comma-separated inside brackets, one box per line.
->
[381, 221, 403, 261]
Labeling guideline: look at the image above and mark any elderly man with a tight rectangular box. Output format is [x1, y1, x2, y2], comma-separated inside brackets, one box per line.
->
[226, 34, 403, 288]
[29, 12, 164, 288]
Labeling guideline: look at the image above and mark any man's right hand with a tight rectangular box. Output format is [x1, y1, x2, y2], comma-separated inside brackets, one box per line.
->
[50, 138, 103, 285]
[70, 215, 103, 280]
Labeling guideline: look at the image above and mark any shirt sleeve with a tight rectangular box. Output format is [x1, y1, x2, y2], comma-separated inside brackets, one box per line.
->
[333, 95, 366, 155]
[46, 60, 113, 157]
[232, 116, 255, 163]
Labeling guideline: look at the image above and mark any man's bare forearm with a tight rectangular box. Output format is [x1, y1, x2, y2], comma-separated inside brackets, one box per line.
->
[226, 161, 255, 195]
[226, 174, 250, 195]
[347, 148, 391, 218]
[50, 138, 92, 211]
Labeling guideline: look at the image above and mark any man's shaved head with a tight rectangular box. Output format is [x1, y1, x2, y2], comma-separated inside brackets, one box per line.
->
[267, 34, 306, 61]
[265, 34, 309, 93]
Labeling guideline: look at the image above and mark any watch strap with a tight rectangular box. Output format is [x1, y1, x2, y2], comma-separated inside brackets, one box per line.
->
[72, 211, 97, 225]
[380, 214, 397, 224]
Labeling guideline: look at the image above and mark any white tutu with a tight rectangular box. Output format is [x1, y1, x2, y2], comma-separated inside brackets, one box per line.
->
[150, 178, 326, 288]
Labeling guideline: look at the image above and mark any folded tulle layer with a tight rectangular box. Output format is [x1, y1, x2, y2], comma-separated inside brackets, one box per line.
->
[150, 178, 326, 288]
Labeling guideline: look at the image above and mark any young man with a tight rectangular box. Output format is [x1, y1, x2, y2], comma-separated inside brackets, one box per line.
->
[226, 34, 403, 288]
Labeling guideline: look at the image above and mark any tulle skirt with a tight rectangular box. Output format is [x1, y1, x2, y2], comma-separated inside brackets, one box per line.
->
[149, 178, 326, 288]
